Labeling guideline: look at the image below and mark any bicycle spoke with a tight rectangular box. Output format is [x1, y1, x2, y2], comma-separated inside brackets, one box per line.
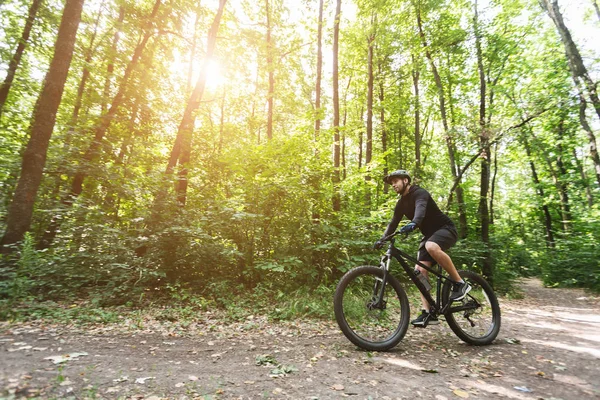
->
[443, 270, 501, 345]
[334, 266, 409, 351]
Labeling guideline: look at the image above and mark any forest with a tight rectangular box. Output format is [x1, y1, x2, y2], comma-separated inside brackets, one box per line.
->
[0, 0, 599, 318]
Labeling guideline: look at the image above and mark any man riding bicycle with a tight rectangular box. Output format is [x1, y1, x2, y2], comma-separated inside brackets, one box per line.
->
[374, 169, 470, 327]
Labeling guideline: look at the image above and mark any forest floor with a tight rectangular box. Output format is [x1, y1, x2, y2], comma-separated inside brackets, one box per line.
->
[1, 278, 600, 400]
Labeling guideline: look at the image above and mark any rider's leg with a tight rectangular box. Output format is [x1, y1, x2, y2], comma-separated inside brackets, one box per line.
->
[424, 241, 462, 282]
[415, 261, 433, 310]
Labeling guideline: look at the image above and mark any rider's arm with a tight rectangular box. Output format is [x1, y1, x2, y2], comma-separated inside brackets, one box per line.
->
[411, 189, 429, 227]
[382, 201, 404, 237]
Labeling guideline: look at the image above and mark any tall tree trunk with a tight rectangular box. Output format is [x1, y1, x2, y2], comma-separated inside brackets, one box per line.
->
[332, 0, 341, 212]
[39, 0, 161, 249]
[474, 0, 493, 283]
[64, 0, 104, 148]
[38, 2, 104, 249]
[102, 6, 125, 114]
[540, 0, 600, 119]
[572, 149, 594, 207]
[415, 3, 467, 237]
[0, 0, 43, 120]
[218, 91, 226, 153]
[71, 0, 161, 196]
[1, 0, 84, 252]
[265, 0, 274, 140]
[187, 1, 203, 93]
[576, 92, 600, 186]
[310, 0, 324, 230]
[522, 133, 555, 248]
[358, 106, 364, 170]
[412, 54, 421, 181]
[540, 0, 600, 182]
[176, 0, 210, 206]
[593, 0, 600, 22]
[106, 98, 140, 218]
[172, 0, 227, 205]
[490, 143, 498, 224]
[555, 119, 572, 231]
[314, 0, 324, 138]
[530, 127, 571, 233]
[365, 14, 375, 169]
[379, 63, 388, 194]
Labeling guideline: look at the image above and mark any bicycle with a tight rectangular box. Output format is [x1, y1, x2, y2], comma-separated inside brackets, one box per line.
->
[333, 230, 501, 351]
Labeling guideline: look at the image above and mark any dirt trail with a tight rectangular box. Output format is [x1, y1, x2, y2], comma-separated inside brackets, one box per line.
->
[1, 278, 600, 399]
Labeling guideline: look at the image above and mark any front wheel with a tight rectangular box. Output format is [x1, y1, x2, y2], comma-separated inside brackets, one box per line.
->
[334, 266, 410, 351]
[442, 270, 501, 345]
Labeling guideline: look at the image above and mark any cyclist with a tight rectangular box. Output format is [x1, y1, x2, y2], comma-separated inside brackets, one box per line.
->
[374, 169, 470, 327]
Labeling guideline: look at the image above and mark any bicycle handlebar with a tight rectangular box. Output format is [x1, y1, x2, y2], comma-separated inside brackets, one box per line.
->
[381, 230, 408, 242]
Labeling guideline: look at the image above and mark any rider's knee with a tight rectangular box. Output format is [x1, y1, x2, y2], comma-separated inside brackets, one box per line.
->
[425, 241, 441, 254]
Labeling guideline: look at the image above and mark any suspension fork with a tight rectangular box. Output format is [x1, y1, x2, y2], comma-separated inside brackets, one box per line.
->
[373, 254, 392, 308]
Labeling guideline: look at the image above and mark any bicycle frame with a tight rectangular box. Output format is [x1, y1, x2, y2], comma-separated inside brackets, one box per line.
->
[380, 236, 455, 315]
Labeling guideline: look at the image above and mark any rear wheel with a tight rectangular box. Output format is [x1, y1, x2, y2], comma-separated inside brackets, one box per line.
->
[334, 266, 410, 351]
[442, 270, 501, 345]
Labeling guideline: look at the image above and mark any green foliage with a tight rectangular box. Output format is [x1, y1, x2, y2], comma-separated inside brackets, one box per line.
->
[1, 0, 600, 322]
[541, 221, 600, 291]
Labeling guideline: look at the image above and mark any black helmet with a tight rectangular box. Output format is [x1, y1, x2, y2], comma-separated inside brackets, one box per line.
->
[384, 169, 411, 184]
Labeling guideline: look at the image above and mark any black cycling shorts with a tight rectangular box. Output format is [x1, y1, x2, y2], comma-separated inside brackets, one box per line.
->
[417, 225, 458, 262]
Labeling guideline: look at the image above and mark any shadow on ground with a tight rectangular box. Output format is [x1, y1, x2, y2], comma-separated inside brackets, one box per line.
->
[1, 278, 599, 399]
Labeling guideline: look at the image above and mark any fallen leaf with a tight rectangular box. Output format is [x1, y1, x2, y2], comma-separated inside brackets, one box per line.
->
[44, 352, 88, 364]
[135, 376, 155, 384]
[513, 386, 532, 393]
[332, 384, 344, 391]
[175, 382, 185, 388]
[188, 375, 199, 381]
[453, 389, 469, 398]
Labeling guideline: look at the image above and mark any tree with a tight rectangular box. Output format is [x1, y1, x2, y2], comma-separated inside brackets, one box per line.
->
[415, 0, 468, 238]
[521, 130, 555, 247]
[474, 0, 493, 283]
[0, 0, 43, 120]
[38, 0, 163, 248]
[1, 0, 85, 252]
[365, 13, 375, 171]
[332, 0, 342, 212]
[539, 0, 600, 186]
[314, 0, 324, 138]
[411, 53, 421, 180]
[172, 0, 228, 205]
[265, 0, 276, 140]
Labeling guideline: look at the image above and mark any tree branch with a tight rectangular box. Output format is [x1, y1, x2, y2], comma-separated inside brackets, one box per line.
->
[446, 107, 550, 209]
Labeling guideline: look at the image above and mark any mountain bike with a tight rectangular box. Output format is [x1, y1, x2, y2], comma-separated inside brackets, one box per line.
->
[333, 231, 501, 351]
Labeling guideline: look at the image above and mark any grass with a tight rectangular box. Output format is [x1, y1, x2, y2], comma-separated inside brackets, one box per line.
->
[0, 284, 337, 328]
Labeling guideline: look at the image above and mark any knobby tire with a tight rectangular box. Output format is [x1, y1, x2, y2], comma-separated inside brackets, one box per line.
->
[334, 265, 410, 351]
[442, 270, 501, 345]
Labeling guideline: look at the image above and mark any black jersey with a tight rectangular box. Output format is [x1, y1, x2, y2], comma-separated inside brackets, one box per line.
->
[383, 185, 455, 238]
